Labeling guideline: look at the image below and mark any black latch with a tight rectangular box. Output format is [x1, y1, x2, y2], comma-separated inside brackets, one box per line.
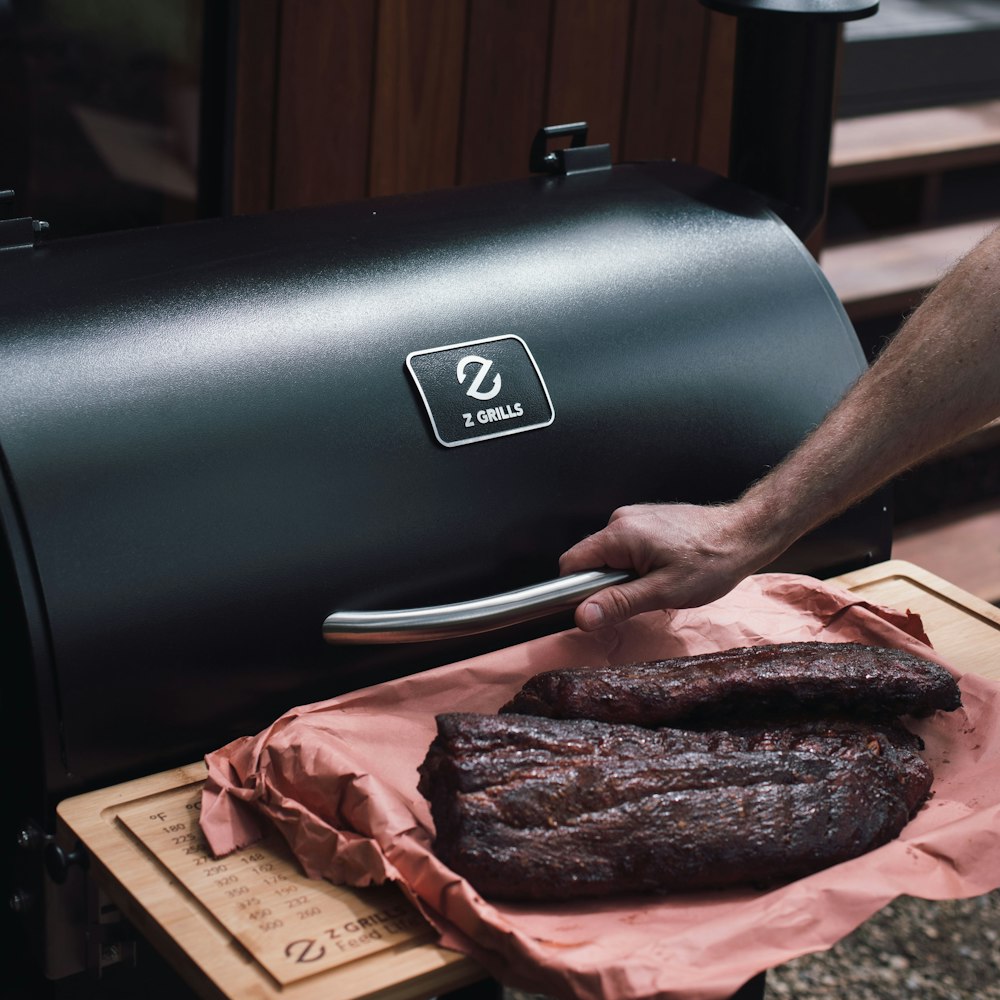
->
[529, 123, 612, 176]
[1, 189, 49, 250]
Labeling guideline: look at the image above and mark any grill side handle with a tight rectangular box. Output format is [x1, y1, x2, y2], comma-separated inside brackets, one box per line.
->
[322, 570, 632, 644]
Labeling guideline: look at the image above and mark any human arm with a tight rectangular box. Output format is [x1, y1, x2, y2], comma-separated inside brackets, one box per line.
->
[560, 224, 1000, 630]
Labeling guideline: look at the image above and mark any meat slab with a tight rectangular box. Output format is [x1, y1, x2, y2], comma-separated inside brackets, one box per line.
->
[419, 711, 934, 901]
[500, 641, 961, 726]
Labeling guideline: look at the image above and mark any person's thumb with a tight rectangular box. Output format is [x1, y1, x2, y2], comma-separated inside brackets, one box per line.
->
[574, 574, 675, 631]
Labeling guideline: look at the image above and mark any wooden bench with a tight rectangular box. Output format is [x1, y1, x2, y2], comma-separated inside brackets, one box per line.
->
[820, 98, 1000, 321]
[820, 214, 1000, 320]
[829, 98, 1000, 184]
[821, 103, 1000, 605]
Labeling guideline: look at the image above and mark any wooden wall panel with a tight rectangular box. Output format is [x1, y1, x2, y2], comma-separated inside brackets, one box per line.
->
[272, 0, 376, 208]
[369, 0, 467, 196]
[458, 0, 553, 186]
[231, 0, 280, 215]
[620, 0, 710, 165]
[695, 10, 737, 175]
[232, 0, 737, 210]
[546, 0, 632, 156]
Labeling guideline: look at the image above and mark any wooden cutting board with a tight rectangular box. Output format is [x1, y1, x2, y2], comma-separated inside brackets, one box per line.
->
[825, 558, 1000, 682]
[56, 559, 1000, 999]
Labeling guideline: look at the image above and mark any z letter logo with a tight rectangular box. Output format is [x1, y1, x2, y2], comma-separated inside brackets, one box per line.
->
[456, 354, 502, 400]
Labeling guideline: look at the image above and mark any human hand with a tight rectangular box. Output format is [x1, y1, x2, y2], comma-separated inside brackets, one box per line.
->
[558, 502, 773, 631]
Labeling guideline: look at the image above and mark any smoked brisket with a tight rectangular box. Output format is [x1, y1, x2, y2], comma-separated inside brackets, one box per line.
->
[500, 641, 961, 726]
[420, 642, 961, 902]
[419, 712, 932, 901]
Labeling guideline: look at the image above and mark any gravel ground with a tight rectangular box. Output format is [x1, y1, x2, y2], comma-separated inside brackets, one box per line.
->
[503, 889, 1000, 1000]
[765, 891, 1000, 1000]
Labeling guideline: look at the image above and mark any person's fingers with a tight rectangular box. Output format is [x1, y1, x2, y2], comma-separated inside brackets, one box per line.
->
[574, 573, 682, 630]
[558, 528, 617, 575]
[561, 506, 658, 575]
[561, 513, 655, 574]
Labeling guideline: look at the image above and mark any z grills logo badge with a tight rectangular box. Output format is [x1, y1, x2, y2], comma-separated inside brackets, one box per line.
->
[406, 335, 555, 448]
[457, 355, 502, 400]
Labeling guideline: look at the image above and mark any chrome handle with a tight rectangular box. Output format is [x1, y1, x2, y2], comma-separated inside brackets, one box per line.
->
[322, 569, 632, 644]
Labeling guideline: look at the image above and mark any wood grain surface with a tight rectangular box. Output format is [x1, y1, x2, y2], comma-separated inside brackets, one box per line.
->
[232, 1, 737, 209]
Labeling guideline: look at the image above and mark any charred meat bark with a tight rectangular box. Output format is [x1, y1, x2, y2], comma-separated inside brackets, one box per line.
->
[420, 712, 931, 901]
[420, 643, 960, 902]
[501, 641, 961, 727]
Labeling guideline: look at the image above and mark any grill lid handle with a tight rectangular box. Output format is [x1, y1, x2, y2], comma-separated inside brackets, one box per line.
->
[322, 569, 632, 644]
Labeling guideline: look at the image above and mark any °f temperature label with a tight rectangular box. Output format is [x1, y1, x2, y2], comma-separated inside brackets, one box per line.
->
[116, 784, 433, 985]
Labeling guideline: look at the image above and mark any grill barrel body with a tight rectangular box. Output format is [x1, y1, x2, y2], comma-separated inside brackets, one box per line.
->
[0, 160, 890, 801]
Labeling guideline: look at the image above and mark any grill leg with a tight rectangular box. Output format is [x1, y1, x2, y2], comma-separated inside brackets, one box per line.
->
[730, 971, 767, 999]
[437, 978, 504, 1000]
[436, 971, 765, 999]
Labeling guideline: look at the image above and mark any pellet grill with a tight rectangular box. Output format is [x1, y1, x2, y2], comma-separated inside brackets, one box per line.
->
[3, 1, 887, 996]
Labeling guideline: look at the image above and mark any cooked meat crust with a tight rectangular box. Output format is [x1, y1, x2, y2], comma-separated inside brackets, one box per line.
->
[420, 712, 931, 901]
[500, 641, 961, 726]
[420, 643, 959, 901]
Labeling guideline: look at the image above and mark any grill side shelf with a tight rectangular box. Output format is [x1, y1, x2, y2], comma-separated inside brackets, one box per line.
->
[57, 765, 477, 1000]
[114, 785, 432, 986]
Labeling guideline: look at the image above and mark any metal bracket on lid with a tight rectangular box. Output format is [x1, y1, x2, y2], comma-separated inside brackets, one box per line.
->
[529, 122, 612, 177]
[1, 189, 49, 251]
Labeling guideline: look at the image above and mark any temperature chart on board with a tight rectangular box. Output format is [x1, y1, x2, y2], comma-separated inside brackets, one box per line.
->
[116, 784, 433, 986]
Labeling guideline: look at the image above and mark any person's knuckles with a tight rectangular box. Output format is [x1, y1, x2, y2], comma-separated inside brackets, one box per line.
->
[618, 574, 686, 618]
[595, 584, 650, 625]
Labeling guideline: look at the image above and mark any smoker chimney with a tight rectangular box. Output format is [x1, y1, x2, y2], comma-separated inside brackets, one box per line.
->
[699, 0, 879, 244]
